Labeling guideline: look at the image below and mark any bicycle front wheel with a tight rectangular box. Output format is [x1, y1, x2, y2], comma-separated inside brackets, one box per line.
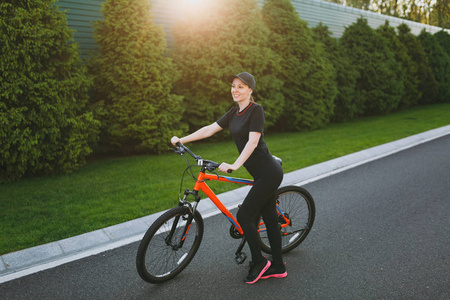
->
[259, 185, 315, 254]
[136, 206, 204, 283]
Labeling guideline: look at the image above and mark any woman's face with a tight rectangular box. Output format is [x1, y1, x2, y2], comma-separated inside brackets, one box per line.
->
[231, 78, 252, 103]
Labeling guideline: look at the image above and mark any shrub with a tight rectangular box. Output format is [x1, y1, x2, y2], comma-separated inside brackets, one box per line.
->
[262, 0, 337, 131]
[397, 24, 439, 105]
[0, 0, 98, 182]
[340, 18, 404, 115]
[170, 0, 284, 133]
[89, 0, 184, 154]
[418, 29, 450, 103]
[313, 23, 359, 122]
[434, 30, 450, 57]
[376, 21, 420, 109]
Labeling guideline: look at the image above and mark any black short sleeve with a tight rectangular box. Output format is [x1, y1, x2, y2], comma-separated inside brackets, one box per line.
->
[216, 107, 235, 129]
[248, 104, 265, 133]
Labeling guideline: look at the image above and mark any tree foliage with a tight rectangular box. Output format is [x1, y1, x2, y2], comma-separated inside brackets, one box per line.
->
[170, 0, 284, 133]
[397, 24, 439, 105]
[418, 29, 450, 103]
[262, 0, 337, 131]
[340, 18, 404, 115]
[313, 23, 359, 122]
[327, 0, 450, 29]
[89, 0, 184, 154]
[376, 21, 420, 109]
[434, 30, 450, 58]
[0, 0, 98, 182]
[3, 0, 447, 182]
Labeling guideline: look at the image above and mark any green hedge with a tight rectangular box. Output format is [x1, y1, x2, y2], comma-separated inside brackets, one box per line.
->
[312, 23, 359, 122]
[2, 0, 449, 181]
[419, 30, 450, 103]
[170, 0, 284, 133]
[340, 18, 404, 116]
[262, 0, 337, 131]
[434, 30, 450, 57]
[88, 0, 185, 154]
[0, 0, 98, 182]
[376, 21, 420, 109]
[397, 24, 439, 105]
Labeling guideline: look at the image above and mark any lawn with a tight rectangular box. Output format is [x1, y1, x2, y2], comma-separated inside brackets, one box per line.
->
[1, 103, 449, 255]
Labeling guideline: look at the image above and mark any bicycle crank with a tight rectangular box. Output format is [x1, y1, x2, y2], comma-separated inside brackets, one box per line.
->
[230, 225, 243, 239]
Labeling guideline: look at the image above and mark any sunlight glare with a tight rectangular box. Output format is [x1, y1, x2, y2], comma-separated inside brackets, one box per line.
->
[185, 0, 204, 4]
[176, 0, 214, 16]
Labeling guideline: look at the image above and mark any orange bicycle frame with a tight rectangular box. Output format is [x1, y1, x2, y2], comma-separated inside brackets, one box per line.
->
[191, 171, 291, 235]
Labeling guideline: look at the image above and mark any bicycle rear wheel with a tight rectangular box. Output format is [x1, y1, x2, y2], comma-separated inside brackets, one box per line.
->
[136, 206, 204, 283]
[259, 185, 315, 254]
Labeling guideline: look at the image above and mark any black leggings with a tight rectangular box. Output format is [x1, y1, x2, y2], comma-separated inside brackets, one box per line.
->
[236, 157, 284, 267]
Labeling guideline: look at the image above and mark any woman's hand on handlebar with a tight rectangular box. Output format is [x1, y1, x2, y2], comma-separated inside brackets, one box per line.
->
[218, 162, 236, 174]
[171, 136, 182, 146]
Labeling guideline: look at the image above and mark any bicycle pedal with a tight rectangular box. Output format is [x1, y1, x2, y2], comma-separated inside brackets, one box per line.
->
[235, 252, 247, 265]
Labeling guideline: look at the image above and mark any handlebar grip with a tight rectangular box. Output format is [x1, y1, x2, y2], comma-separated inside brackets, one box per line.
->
[227, 169, 232, 173]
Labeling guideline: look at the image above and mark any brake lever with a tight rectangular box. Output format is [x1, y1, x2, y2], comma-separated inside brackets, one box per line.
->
[169, 147, 185, 155]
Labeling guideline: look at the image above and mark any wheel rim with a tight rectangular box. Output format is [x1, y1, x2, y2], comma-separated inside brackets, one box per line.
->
[143, 211, 200, 279]
[259, 190, 313, 251]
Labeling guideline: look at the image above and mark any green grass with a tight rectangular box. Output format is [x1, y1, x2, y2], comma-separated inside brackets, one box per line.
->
[1, 103, 449, 255]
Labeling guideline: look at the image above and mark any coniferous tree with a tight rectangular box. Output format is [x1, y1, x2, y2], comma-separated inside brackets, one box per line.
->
[340, 18, 403, 115]
[397, 24, 438, 105]
[418, 29, 450, 103]
[434, 30, 450, 60]
[262, 0, 337, 131]
[0, 0, 98, 182]
[376, 21, 420, 109]
[171, 0, 284, 133]
[313, 23, 359, 121]
[90, 0, 184, 154]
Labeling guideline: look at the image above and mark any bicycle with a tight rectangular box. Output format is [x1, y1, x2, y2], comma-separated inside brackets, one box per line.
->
[136, 143, 315, 283]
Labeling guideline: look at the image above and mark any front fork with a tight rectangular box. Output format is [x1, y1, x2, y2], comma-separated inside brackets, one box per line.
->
[166, 189, 200, 249]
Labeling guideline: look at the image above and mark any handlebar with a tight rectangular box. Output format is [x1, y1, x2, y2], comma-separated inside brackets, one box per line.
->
[173, 143, 232, 173]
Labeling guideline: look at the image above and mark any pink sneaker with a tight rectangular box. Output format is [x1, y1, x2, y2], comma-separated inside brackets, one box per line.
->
[260, 264, 287, 279]
[244, 259, 271, 284]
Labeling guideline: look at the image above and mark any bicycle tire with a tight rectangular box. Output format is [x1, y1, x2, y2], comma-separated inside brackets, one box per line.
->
[259, 185, 315, 254]
[136, 206, 204, 283]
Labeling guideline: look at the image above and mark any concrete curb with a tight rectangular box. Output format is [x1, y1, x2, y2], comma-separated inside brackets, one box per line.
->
[1, 125, 449, 283]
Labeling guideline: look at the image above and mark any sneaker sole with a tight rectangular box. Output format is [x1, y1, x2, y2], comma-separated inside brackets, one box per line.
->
[245, 261, 271, 285]
[260, 271, 288, 279]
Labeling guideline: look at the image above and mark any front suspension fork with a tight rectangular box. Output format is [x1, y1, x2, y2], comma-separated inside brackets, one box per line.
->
[166, 189, 200, 249]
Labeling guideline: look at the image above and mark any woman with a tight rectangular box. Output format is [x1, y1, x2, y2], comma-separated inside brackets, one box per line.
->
[171, 72, 286, 284]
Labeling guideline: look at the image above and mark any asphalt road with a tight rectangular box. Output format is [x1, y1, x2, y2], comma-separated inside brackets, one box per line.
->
[1, 135, 449, 300]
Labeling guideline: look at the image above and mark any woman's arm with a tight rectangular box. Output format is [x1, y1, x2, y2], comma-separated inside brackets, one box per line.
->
[171, 122, 223, 145]
[218, 131, 261, 173]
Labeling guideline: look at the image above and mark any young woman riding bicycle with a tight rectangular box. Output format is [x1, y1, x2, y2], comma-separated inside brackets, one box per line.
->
[171, 72, 286, 284]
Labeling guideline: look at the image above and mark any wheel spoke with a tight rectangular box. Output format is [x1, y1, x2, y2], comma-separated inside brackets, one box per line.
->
[258, 186, 315, 254]
[136, 207, 204, 283]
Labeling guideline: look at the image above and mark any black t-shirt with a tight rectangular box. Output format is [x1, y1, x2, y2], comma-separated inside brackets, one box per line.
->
[216, 102, 271, 169]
